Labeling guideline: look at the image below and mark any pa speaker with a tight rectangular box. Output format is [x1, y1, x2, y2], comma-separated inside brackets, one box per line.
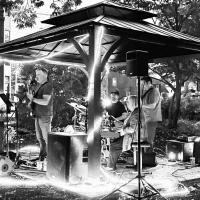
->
[47, 132, 88, 182]
[193, 142, 200, 164]
[133, 151, 156, 167]
[126, 50, 149, 77]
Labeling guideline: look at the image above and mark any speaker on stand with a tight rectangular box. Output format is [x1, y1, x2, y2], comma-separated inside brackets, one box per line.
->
[126, 50, 149, 77]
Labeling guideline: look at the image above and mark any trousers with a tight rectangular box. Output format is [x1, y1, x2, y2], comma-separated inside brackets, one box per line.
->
[35, 116, 52, 156]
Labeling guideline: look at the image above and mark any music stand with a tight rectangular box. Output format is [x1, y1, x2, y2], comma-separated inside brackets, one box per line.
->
[0, 93, 12, 114]
[0, 93, 13, 157]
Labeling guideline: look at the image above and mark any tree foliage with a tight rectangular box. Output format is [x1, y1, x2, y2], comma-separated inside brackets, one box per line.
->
[2, 0, 82, 28]
[111, 0, 200, 128]
[50, 0, 82, 16]
[111, 0, 200, 35]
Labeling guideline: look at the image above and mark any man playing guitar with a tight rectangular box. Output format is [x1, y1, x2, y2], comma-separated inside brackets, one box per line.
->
[26, 66, 53, 161]
[104, 88, 127, 171]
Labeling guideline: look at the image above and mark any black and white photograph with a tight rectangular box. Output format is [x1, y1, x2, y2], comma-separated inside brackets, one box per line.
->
[0, 0, 200, 199]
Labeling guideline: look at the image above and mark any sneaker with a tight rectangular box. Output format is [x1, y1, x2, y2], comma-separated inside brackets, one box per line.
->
[104, 166, 115, 171]
[39, 152, 47, 161]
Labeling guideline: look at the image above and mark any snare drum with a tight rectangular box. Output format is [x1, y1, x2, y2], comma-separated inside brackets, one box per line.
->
[101, 117, 110, 129]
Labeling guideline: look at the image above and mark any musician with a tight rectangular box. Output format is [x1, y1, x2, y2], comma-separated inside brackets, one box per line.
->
[122, 95, 147, 152]
[105, 88, 127, 170]
[141, 76, 162, 151]
[27, 66, 53, 161]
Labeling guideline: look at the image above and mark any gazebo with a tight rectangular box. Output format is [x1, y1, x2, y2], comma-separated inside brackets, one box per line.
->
[1, 1, 200, 178]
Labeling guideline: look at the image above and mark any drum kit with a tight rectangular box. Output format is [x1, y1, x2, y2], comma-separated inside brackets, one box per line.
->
[100, 114, 123, 139]
[67, 99, 88, 132]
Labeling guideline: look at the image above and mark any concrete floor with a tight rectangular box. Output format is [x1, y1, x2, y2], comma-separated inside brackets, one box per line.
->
[1, 146, 200, 200]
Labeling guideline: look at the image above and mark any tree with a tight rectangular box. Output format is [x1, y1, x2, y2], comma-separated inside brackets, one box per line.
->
[0, 0, 82, 29]
[50, 0, 82, 17]
[150, 59, 200, 127]
[111, 0, 200, 128]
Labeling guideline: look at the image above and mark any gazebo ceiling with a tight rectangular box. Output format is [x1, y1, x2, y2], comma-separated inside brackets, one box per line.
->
[0, 1, 200, 65]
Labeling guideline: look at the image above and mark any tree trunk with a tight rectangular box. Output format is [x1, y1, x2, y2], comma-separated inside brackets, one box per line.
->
[172, 85, 181, 128]
[168, 62, 182, 128]
[168, 93, 175, 128]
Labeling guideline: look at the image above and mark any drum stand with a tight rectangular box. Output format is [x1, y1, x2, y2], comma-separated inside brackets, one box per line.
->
[14, 102, 21, 166]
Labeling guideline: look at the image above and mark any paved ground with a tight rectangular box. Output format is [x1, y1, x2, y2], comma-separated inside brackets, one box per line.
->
[1, 146, 200, 199]
[1, 158, 200, 200]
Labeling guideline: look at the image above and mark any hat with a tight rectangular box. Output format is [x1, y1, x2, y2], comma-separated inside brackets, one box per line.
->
[110, 88, 120, 95]
[34, 64, 48, 74]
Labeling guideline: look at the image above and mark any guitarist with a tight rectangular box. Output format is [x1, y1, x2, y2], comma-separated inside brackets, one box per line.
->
[104, 88, 127, 171]
[27, 66, 53, 161]
[141, 76, 162, 152]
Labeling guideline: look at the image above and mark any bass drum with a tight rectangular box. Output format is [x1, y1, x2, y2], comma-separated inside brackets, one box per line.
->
[0, 156, 14, 176]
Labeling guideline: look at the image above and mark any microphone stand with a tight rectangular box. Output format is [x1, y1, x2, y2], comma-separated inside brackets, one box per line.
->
[14, 102, 20, 164]
[137, 76, 142, 198]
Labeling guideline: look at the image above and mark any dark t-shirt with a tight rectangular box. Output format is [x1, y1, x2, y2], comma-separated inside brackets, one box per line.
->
[106, 101, 126, 119]
[33, 82, 53, 117]
[106, 101, 126, 148]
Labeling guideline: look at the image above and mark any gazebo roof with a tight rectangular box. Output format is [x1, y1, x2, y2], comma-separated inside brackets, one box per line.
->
[0, 1, 200, 65]
[42, 1, 156, 26]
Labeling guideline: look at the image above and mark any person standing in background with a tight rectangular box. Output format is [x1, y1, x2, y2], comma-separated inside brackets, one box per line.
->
[141, 76, 162, 151]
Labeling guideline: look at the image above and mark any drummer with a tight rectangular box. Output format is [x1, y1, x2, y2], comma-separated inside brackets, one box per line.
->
[104, 88, 128, 171]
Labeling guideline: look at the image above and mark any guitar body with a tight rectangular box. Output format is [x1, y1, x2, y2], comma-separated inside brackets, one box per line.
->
[26, 78, 38, 115]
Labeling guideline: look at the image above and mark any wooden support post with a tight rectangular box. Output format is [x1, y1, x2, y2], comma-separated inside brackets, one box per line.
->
[87, 25, 103, 177]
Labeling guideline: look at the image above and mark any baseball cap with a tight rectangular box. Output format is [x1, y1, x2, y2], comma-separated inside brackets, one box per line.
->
[35, 64, 48, 74]
[110, 88, 120, 95]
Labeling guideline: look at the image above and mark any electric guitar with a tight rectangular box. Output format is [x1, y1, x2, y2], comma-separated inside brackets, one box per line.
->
[25, 75, 38, 114]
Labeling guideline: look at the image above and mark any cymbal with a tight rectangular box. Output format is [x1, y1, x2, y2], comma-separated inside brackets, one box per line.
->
[77, 104, 86, 111]
[67, 102, 86, 113]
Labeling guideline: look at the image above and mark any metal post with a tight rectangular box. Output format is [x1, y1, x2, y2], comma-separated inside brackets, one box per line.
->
[137, 76, 142, 199]
[0, 6, 4, 92]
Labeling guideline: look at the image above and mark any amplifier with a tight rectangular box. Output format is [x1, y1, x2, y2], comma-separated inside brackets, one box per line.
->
[142, 152, 156, 167]
[193, 142, 200, 164]
[125, 150, 156, 167]
[177, 135, 200, 142]
[166, 140, 194, 162]
[47, 132, 88, 182]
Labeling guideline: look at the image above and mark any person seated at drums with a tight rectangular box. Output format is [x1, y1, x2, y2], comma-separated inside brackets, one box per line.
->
[122, 95, 148, 152]
[104, 88, 128, 171]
